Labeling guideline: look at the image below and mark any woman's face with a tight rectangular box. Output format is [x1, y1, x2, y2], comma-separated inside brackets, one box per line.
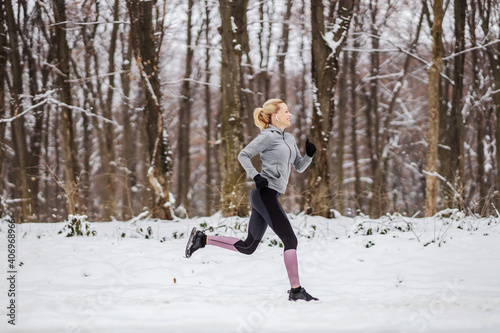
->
[274, 103, 292, 129]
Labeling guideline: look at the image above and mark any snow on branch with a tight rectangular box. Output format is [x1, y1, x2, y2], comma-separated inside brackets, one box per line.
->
[442, 39, 500, 61]
[342, 48, 401, 53]
[466, 88, 500, 111]
[161, 78, 221, 88]
[358, 32, 454, 85]
[66, 70, 131, 83]
[359, 32, 429, 66]
[47, 98, 118, 126]
[0, 91, 117, 126]
[49, 21, 129, 27]
[0, 99, 48, 124]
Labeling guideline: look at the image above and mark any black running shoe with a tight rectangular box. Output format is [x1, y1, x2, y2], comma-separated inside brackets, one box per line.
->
[288, 287, 319, 301]
[185, 227, 206, 258]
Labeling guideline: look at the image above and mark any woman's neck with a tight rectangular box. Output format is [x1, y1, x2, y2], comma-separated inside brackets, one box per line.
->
[270, 122, 285, 132]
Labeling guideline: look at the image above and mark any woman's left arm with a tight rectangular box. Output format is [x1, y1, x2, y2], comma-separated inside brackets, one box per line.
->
[293, 139, 313, 173]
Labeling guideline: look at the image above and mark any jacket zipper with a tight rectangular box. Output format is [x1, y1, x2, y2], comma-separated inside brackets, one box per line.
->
[283, 132, 292, 175]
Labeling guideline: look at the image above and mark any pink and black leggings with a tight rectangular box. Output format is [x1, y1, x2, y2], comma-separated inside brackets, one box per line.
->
[207, 187, 301, 288]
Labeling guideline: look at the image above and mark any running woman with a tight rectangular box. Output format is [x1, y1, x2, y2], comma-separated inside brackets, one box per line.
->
[185, 99, 318, 301]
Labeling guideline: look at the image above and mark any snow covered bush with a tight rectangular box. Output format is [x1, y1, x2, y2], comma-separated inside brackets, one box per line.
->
[58, 214, 96, 237]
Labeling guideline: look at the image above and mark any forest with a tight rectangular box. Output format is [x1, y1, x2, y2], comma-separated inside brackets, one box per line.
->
[1, 0, 500, 222]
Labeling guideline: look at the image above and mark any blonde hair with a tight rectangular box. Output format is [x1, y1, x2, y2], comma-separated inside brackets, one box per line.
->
[253, 99, 285, 129]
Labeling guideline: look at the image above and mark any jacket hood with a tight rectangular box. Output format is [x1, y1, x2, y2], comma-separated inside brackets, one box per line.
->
[263, 124, 285, 136]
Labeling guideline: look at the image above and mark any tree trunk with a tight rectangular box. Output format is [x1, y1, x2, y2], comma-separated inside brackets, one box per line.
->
[126, 0, 173, 220]
[35, 5, 56, 220]
[5, 0, 36, 221]
[438, 61, 451, 207]
[217, 0, 248, 217]
[278, 0, 293, 101]
[349, 1, 362, 213]
[491, 45, 500, 212]
[177, 0, 195, 214]
[350, 47, 362, 213]
[204, 0, 214, 217]
[367, 0, 382, 217]
[308, 0, 354, 217]
[121, 33, 135, 220]
[294, 0, 308, 212]
[240, 0, 257, 142]
[255, 1, 272, 104]
[20, 1, 44, 219]
[101, 0, 120, 220]
[475, 0, 500, 212]
[0, 0, 7, 217]
[468, 0, 487, 215]
[474, 0, 500, 212]
[452, 0, 466, 204]
[79, 18, 100, 218]
[335, 52, 348, 215]
[424, 0, 444, 217]
[53, 0, 82, 216]
[441, 0, 466, 211]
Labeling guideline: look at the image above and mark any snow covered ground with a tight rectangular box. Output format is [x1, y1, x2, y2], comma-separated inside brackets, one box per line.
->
[1, 211, 500, 333]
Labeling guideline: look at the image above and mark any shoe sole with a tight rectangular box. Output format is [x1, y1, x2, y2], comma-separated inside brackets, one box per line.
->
[185, 227, 197, 258]
[288, 297, 319, 302]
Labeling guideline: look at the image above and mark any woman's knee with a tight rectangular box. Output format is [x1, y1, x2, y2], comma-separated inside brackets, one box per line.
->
[283, 234, 297, 251]
[235, 239, 260, 255]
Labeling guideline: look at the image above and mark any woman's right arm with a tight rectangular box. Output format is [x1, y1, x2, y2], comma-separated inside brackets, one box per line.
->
[237, 132, 268, 179]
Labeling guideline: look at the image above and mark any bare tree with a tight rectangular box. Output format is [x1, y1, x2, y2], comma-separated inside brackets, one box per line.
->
[0, 0, 7, 216]
[439, 0, 466, 211]
[335, 51, 349, 215]
[5, 0, 36, 220]
[52, 0, 82, 216]
[348, 0, 363, 213]
[476, 0, 500, 211]
[77, 3, 100, 218]
[120, 32, 135, 220]
[100, 0, 121, 220]
[365, 0, 381, 216]
[204, 0, 214, 216]
[217, 0, 248, 217]
[277, 0, 293, 101]
[308, 0, 354, 217]
[177, 0, 195, 214]
[425, 0, 444, 217]
[469, 0, 488, 215]
[18, 1, 45, 218]
[240, 0, 258, 142]
[293, 0, 309, 212]
[126, 0, 173, 220]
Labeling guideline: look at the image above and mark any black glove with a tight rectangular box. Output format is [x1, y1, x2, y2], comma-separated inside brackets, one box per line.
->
[305, 139, 316, 157]
[253, 174, 268, 189]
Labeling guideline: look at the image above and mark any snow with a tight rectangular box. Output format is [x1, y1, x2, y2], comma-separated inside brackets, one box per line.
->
[323, 30, 343, 54]
[2, 213, 500, 333]
[231, 16, 238, 33]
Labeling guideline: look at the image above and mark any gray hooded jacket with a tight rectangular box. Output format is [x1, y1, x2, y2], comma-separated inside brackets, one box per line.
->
[238, 125, 313, 194]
